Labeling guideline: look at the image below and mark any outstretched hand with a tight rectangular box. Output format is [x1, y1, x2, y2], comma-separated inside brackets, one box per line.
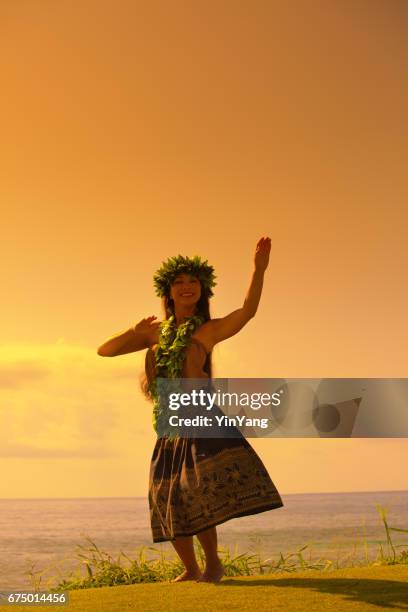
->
[254, 236, 271, 272]
[134, 315, 161, 340]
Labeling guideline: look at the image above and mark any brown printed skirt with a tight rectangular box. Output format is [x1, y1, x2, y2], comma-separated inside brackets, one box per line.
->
[148, 432, 284, 542]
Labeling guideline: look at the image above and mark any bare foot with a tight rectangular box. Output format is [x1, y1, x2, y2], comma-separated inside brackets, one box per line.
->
[196, 561, 225, 583]
[171, 568, 203, 582]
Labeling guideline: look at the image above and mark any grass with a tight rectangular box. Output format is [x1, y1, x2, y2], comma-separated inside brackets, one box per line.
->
[5, 566, 408, 612]
[21, 503, 408, 595]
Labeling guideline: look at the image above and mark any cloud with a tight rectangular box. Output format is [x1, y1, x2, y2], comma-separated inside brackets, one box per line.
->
[0, 442, 115, 458]
[0, 360, 50, 388]
[0, 342, 149, 459]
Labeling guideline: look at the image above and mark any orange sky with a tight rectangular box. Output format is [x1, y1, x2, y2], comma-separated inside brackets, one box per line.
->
[0, 0, 407, 498]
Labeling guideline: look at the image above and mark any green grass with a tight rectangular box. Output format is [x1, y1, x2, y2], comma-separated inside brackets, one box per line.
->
[5, 565, 408, 612]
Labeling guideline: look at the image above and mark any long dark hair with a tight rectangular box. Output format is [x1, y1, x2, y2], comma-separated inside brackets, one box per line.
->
[140, 281, 213, 400]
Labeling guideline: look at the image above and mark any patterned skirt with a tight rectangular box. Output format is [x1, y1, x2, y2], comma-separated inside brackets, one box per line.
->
[148, 429, 284, 542]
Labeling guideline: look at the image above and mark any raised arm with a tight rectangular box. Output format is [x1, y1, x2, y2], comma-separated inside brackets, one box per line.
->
[209, 237, 271, 346]
[97, 316, 160, 357]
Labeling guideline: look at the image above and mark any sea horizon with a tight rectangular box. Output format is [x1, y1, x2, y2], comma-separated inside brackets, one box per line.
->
[1, 487, 407, 500]
[1, 489, 407, 590]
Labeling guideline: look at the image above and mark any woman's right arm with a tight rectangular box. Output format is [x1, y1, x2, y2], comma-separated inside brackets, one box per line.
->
[97, 316, 160, 357]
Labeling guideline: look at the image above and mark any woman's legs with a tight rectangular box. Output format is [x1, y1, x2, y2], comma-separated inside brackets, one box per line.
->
[196, 526, 225, 582]
[169, 528, 225, 583]
[170, 535, 202, 582]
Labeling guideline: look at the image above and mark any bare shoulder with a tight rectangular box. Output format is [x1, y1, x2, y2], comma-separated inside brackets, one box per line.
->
[195, 308, 252, 346]
[192, 320, 218, 353]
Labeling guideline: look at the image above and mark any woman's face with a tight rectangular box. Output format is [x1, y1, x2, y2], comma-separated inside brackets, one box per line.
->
[169, 273, 201, 306]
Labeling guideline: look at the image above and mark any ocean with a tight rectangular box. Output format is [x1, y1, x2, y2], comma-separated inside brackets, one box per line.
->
[0, 490, 407, 591]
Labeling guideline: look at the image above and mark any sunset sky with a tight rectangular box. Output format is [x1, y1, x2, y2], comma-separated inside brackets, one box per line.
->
[1, 0, 407, 499]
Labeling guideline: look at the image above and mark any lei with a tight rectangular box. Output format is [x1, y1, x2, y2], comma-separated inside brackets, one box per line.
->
[148, 313, 205, 438]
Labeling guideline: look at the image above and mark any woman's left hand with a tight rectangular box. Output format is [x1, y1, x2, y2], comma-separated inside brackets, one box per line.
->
[254, 236, 271, 271]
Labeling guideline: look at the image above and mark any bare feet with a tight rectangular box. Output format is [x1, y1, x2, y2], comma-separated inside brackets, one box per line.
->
[171, 568, 203, 582]
[196, 561, 225, 583]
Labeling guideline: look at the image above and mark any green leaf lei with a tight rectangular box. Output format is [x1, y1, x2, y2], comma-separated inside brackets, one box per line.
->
[148, 313, 205, 439]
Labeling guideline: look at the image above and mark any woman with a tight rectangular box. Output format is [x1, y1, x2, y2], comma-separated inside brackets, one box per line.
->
[97, 236, 284, 583]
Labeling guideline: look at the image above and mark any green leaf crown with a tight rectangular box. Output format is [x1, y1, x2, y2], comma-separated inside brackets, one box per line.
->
[153, 254, 217, 298]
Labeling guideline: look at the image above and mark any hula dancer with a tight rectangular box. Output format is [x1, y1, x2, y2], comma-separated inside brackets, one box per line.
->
[97, 236, 284, 583]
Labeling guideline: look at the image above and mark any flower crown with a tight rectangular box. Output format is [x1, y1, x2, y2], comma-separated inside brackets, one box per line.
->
[153, 254, 217, 298]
